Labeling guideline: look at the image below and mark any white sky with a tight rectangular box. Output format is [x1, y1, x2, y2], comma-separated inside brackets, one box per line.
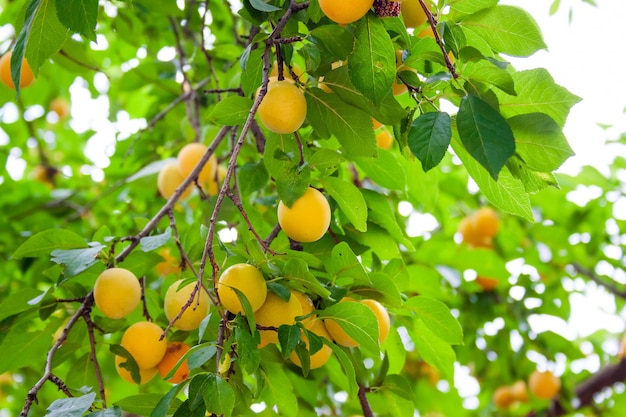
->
[501, 0, 626, 175]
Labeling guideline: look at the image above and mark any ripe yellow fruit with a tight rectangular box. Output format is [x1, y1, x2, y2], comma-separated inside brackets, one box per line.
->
[257, 80, 307, 134]
[292, 290, 315, 322]
[206, 164, 227, 196]
[528, 370, 561, 399]
[94, 268, 141, 319]
[402, 0, 429, 29]
[255, 291, 303, 348]
[120, 321, 168, 369]
[115, 355, 157, 384]
[156, 247, 181, 276]
[493, 386, 515, 409]
[475, 276, 499, 292]
[474, 207, 499, 237]
[290, 319, 333, 369]
[277, 187, 331, 243]
[49, 98, 70, 119]
[157, 342, 191, 384]
[217, 263, 267, 314]
[511, 380, 529, 403]
[319, 0, 374, 24]
[360, 299, 391, 344]
[157, 161, 193, 200]
[164, 280, 210, 331]
[0, 51, 35, 89]
[177, 143, 218, 186]
[376, 130, 393, 150]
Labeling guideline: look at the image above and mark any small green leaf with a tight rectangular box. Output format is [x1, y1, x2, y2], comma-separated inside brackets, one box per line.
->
[55, 0, 98, 41]
[306, 88, 377, 158]
[319, 176, 368, 232]
[413, 319, 456, 381]
[45, 393, 96, 417]
[249, 0, 280, 12]
[361, 190, 414, 251]
[451, 136, 533, 221]
[206, 96, 253, 126]
[349, 14, 396, 105]
[462, 5, 546, 57]
[51, 243, 105, 278]
[408, 111, 452, 172]
[87, 407, 122, 417]
[457, 95, 515, 180]
[263, 133, 310, 207]
[278, 324, 302, 359]
[140, 227, 172, 252]
[116, 394, 180, 417]
[202, 374, 236, 417]
[329, 242, 370, 285]
[508, 113, 575, 172]
[13, 229, 87, 259]
[150, 386, 185, 417]
[319, 301, 379, 356]
[405, 296, 464, 345]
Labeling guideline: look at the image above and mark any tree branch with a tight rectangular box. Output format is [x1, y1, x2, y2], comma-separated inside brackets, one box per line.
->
[418, 0, 457, 78]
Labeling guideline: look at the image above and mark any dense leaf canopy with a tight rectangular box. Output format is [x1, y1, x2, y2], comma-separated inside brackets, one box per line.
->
[0, 1, 625, 417]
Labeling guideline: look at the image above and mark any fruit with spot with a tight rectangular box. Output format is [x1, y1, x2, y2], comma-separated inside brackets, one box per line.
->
[277, 187, 331, 243]
[157, 342, 191, 384]
[94, 268, 141, 319]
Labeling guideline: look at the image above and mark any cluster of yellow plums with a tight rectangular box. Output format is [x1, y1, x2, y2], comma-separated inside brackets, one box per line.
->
[493, 370, 561, 409]
[458, 207, 501, 291]
[93, 258, 391, 384]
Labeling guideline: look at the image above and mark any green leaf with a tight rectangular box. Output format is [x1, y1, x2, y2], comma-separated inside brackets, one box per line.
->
[508, 113, 575, 171]
[261, 360, 299, 417]
[55, 0, 98, 41]
[202, 374, 236, 417]
[87, 407, 122, 417]
[506, 155, 559, 193]
[496, 68, 581, 127]
[140, 227, 172, 252]
[249, 0, 280, 12]
[457, 94, 515, 180]
[0, 318, 58, 373]
[13, 229, 87, 259]
[305, 88, 377, 158]
[150, 385, 186, 417]
[349, 14, 396, 105]
[408, 111, 452, 172]
[51, 243, 106, 278]
[329, 242, 370, 286]
[413, 319, 456, 381]
[461, 60, 516, 95]
[319, 176, 367, 232]
[281, 258, 331, 299]
[309, 25, 354, 61]
[278, 324, 302, 359]
[405, 296, 464, 345]
[19, 0, 69, 73]
[326, 342, 358, 395]
[234, 324, 261, 374]
[206, 96, 253, 126]
[461, 5, 546, 56]
[319, 301, 379, 356]
[263, 133, 310, 207]
[116, 394, 179, 417]
[451, 136, 533, 221]
[45, 393, 96, 417]
[0, 288, 42, 321]
[449, 0, 497, 15]
[361, 190, 414, 251]
[355, 150, 406, 191]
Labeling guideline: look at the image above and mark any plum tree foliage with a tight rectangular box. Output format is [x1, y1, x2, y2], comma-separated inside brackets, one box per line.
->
[1, 0, 626, 417]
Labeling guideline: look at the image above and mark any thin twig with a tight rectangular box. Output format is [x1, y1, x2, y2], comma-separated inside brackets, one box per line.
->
[418, 0, 457, 78]
[571, 262, 626, 299]
[82, 310, 106, 407]
[357, 384, 374, 417]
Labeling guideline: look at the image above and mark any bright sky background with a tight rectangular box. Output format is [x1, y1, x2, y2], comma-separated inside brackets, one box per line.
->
[501, 0, 626, 175]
